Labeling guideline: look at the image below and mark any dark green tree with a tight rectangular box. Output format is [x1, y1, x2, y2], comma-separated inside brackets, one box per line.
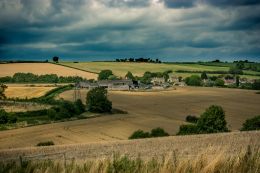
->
[74, 99, 85, 114]
[0, 109, 8, 124]
[86, 87, 112, 113]
[236, 61, 245, 70]
[129, 130, 150, 139]
[236, 76, 240, 87]
[197, 105, 229, 133]
[214, 79, 225, 87]
[52, 56, 59, 63]
[185, 75, 202, 86]
[201, 72, 208, 80]
[98, 70, 113, 80]
[150, 127, 169, 137]
[241, 115, 260, 131]
[125, 71, 135, 80]
[0, 84, 7, 100]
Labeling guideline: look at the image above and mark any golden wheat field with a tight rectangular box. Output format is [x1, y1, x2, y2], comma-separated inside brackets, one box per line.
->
[0, 131, 259, 161]
[0, 63, 98, 79]
[0, 87, 259, 150]
[5, 86, 56, 99]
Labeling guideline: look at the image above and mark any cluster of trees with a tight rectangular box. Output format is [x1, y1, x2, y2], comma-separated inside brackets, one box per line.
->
[0, 73, 84, 83]
[86, 87, 112, 113]
[177, 105, 229, 135]
[98, 70, 119, 80]
[129, 127, 169, 139]
[115, 58, 162, 63]
[0, 109, 17, 124]
[138, 70, 172, 84]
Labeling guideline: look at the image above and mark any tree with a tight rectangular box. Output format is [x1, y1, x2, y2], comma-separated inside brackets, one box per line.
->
[0, 109, 8, 124]
[74, 99, 85, 114]
[197, 105, 229, 133]
[236, 76, 240, 87]
[214, 79, 225, 87]
[240, 115, 260, 131]
[252, 79, 260, 90]
[52, 56, 59, 63]
[201, 72, 208, 80]
[229, 66, 243, 75]
[108, 75, 119, 80]
[125, 71, 135, 80]
[0, 84, 7, 100]
[236, 61, 245, 70]
[98, 70, 113, 80]
[185, 75, 202, 86]
[86, 87, 112, 113]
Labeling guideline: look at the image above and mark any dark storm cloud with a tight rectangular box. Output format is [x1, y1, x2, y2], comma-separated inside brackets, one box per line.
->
[0, 0, 260, 61]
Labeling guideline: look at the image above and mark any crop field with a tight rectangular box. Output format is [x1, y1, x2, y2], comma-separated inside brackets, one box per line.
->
[0, 87, 259, 149]
[60, 62, 260, 79]
[5, 86, 56, 99]
[0, 63, 98, 79]
[0, 101, 51, 112]
[0, 131, 259, 161]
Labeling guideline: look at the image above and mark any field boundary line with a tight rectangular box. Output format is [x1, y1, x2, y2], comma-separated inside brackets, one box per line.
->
[50, 62, 99, 75]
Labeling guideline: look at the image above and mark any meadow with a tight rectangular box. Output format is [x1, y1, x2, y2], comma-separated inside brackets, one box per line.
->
[0, 63, 98, 80]
[0, 86, 259, 149]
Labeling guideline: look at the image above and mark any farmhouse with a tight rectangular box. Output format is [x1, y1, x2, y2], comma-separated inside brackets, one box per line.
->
[76, 80, 134, 90]
[151, 77, 165, 85]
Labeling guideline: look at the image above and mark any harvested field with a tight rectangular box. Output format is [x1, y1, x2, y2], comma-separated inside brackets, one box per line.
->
[5, 86, 56, 99]
[0, 63, 97, 79]
[0, 87, 259, 149]
[0, 131, 259, 161]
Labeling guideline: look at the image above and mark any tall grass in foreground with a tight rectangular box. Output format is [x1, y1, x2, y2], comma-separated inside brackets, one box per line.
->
[0, 146, 259, 173]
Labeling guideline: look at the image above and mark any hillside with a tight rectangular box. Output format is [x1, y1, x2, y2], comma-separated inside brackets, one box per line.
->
[0, 131, 259, 161]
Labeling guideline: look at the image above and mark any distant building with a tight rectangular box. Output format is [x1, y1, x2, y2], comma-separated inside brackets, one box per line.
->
[76, 79, 134, 91]
[151, 77, 165, 85]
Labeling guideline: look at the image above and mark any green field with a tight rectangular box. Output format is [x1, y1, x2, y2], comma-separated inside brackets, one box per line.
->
[60, 62, 260, 79]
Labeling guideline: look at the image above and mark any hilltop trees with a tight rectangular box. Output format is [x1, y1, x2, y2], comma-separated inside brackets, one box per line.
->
[0, 84, 7, 100]
[86, 87, 112, 113]
[98, 70, 113, 80]
[52, 56, 59, 63]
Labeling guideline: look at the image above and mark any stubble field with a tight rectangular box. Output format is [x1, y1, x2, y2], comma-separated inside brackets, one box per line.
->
[0, 63, 98, 79]
[0, 86, 259, 149]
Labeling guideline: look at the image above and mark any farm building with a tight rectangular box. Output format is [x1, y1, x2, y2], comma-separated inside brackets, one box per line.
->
[76, 80, 134, 90]
[151, 77, 165, 85]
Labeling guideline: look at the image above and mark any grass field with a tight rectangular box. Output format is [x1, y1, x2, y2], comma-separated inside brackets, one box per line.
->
[0, 63, 98, 79]
[0, 87, 259, 149]
[60, 62, 260, 79]
[5, 86, 56, 99]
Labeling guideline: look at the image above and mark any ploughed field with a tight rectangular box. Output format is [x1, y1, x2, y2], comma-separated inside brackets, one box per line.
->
[0, 63, 98, 79]
[0, 86, 259, 149]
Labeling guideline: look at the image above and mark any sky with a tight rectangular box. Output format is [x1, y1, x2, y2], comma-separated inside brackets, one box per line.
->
[0, 0, 260, 62]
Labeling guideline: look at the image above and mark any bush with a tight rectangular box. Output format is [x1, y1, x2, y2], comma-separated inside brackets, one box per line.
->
[0, 109, 8, 124]
[36, 141, 54, 146]
[47, 108, 56, 120]
[74, 99, 85, 114]
[86, 87, 112, 113]
[241, 115, 260, 131]
[177, 124, 199, 135]
[98, 70, 113, 80]
[197, 105, 229, 133]
[214, 79, 225, 87]
[252, 79, 260, 90]
[150, 127, 169, 137]
[185, 75, 202, 86]
[186, 115, 199, 123]
[128, 130, 150, 139]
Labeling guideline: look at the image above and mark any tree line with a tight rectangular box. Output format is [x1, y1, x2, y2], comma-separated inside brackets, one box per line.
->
[0, 73, 84, 83]
[115, 58, 162, 63]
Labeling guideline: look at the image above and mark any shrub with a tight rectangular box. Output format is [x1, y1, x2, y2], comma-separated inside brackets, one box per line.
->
[201, 72, 208, 80]
[36, 141, 54, 146]
[150, 127, 169, 137]
[185, 75, 202, 86]
[86, 87, 112, 113]
[241, 115, 260, 131]
[177, 124, 199, 135]
[214, 79, 225, 87]
[8, 116, 17, 123]
[197, 105, 229, 133]
[252, 79, 260, 90]
[128, 130, 150, 139]
[47, 108, 56, 120]
[0, 109, 8, 124]
[186, 115, 199, 123]
[98, 70, 113, 80]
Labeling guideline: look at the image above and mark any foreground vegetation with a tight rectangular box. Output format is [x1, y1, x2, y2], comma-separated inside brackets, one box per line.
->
[0, 146, 259, 173]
